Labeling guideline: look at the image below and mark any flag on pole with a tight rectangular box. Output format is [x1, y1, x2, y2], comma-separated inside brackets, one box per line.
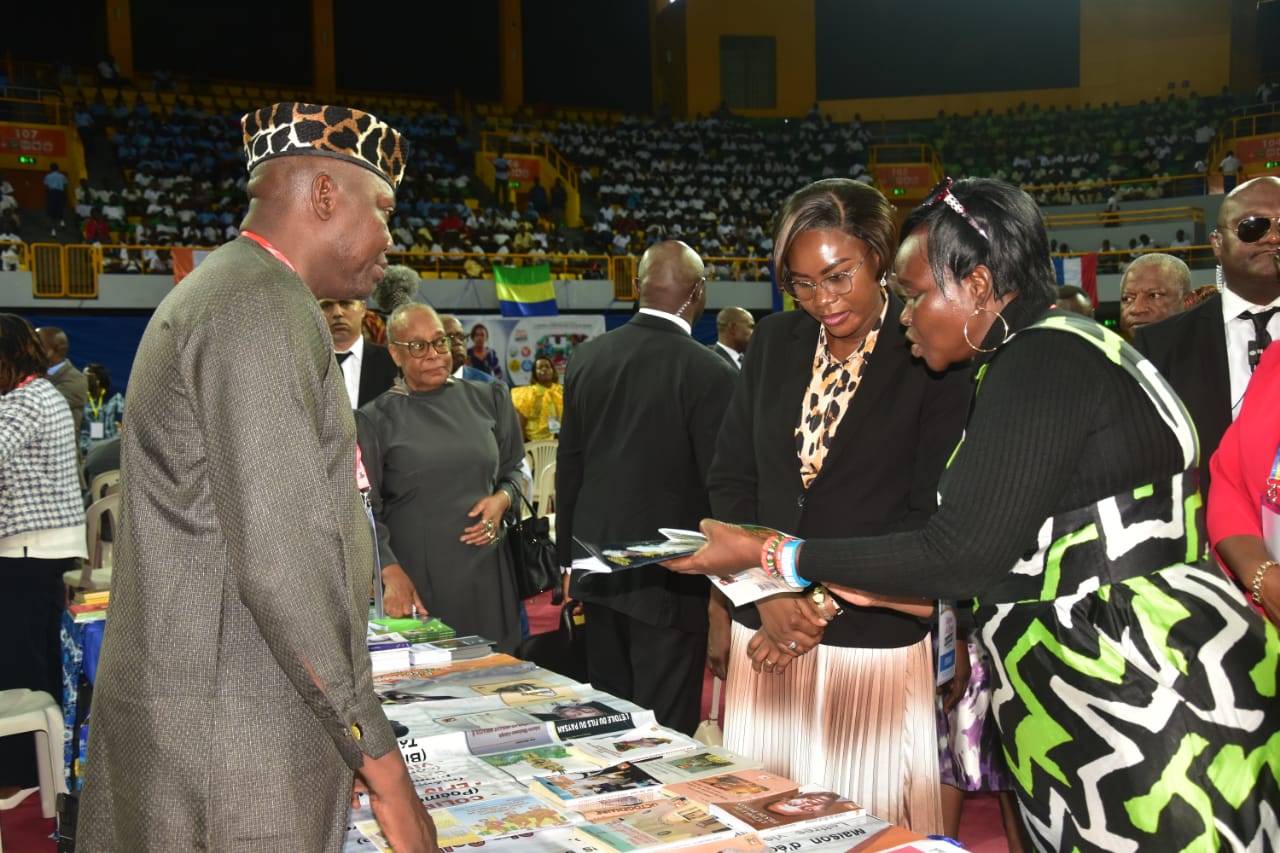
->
[495, 263, 558, 316]
[1052, 253, 1099, 307]
[172, 248, 212, 284]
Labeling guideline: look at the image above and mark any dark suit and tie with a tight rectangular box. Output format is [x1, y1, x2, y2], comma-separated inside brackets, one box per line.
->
[712, 341, 742, 370]
[1134, 294, 1230, 497]
[557, 269, 736, 733]
[357, 341, 398, 407]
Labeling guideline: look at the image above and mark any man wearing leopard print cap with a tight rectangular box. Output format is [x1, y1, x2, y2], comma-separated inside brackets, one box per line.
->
[79, 104, 438, 852]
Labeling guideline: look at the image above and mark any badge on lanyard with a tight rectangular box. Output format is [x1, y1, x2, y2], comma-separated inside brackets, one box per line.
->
[935, 600, 956, 687]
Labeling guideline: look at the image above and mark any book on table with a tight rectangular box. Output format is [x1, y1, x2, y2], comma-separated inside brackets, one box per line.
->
[480, 742, 609, 783]
[711, 786, 865, 834]
[426, 793, 578, 846]
[633, 746, 761, 784]
[529, 760, 667, 810]
[572, 724, 704, 765]
[662, 769, 799, 810]
[571, 795, 739, 852]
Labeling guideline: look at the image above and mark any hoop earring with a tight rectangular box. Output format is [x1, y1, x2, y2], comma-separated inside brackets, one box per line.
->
[963, 307, 1011, 353]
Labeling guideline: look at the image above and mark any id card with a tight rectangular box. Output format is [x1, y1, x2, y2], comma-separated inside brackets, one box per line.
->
[546, 416, 561, 434]
[935, 600, 956, 687]
[90, 421, 105, 439]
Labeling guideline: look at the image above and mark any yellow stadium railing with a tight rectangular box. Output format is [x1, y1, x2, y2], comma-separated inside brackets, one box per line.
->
[1043, 206, 1205, 229]
[1022, 172, 1208, 201]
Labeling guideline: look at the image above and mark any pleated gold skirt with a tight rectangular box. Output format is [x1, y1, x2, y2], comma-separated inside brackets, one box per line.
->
[722, 621, 942, 835]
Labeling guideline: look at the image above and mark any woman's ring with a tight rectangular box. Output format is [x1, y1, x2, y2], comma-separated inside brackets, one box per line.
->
[764, 659, 776, 667]
[787, 640, 798, 651]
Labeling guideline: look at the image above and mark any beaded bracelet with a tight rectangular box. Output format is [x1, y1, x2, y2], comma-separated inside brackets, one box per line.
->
[1252, 560, 1278, 606]
[761, 533, 785, 579]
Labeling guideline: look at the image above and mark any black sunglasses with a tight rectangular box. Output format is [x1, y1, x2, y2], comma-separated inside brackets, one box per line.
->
[922, 178, 991, 242]
[1226, 215, 1280, 244]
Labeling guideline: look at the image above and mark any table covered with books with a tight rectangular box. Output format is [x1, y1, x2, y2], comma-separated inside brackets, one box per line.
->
[343, 618, 964, 853]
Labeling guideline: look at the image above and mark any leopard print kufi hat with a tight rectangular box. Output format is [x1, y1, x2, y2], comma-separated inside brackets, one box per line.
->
[241, 102, 408, 189]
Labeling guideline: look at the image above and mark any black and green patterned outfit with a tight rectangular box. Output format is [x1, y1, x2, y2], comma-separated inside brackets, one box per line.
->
[800, 299, 1280, 851]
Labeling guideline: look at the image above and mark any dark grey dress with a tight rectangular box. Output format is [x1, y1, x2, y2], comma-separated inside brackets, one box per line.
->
[357, 378, 524, 653]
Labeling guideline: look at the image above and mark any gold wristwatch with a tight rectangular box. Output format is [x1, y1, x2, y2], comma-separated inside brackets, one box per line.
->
[810, 584, 843, 619]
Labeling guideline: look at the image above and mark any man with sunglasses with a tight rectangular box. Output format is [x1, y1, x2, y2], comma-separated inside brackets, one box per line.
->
[1135, 176, 1280, 499]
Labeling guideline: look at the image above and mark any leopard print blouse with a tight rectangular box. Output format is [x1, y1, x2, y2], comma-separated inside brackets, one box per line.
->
[795, 293, 889, 489]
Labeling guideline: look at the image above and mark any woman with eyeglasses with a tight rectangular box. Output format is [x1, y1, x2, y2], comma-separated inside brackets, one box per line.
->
[356, 303, 523, 652]
[704, 179, 971, 834]
[672, 179, 1280, 850]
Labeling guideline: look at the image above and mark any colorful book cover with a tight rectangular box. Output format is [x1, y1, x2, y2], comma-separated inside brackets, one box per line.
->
[471, 676, 583, 706]
[480, 743, 606, 783]
[530, 761, 666, 809]
[636, 747, 761, 784]
[663, 770, 798, 810]
[573, 724, 701, 764]
[572, 796, 738, 851]
[430, 793, 576, 845]
[713, 787, 865, 834]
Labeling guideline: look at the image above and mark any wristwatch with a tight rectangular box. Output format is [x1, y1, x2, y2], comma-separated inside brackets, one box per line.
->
[809, 584, 843, 619]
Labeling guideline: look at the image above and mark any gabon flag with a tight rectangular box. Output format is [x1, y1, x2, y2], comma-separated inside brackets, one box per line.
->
[494, 263, 558, 316]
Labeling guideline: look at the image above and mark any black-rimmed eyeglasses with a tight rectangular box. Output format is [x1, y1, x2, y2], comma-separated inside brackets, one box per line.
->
[783, 256, 868, 300]
[390, 335, 458, 357]
[922, 177, 991, 242]
[1222, 215, 1280, 244]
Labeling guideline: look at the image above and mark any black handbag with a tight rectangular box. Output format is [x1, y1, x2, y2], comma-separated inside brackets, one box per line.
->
[507, 487, 563, 603]
[515, 599, 587, 682]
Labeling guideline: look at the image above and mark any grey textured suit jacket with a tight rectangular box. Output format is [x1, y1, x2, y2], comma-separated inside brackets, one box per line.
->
[78, 238, 394, 851]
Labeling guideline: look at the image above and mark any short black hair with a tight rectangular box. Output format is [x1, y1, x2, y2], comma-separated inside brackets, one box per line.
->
[85, 363, 112, 390]
[900, 178, 1056, 310]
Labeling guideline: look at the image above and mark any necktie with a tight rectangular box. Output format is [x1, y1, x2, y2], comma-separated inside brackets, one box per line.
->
[335, 350, 353, 367]
[1242, 308, 1279, 372]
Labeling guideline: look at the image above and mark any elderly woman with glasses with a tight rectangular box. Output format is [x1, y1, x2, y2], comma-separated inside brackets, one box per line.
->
[672, 178, 1280, 850]
[704, 178, 971, 833]
[356, 303, 523, 652]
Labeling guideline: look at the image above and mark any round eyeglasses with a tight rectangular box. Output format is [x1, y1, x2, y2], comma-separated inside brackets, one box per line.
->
[783, 255, 868, 300]
[390, 335, 457, 357]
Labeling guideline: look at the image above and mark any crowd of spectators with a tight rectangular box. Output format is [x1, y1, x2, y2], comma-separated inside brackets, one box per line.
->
[14, 79, 1257, 279]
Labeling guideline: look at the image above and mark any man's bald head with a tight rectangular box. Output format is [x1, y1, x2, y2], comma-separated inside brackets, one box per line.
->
[1213, 176, 1280, 304]
[636, 240, 707, 322]
[716, 306, 755, 353]
[35, 326, 68, 366]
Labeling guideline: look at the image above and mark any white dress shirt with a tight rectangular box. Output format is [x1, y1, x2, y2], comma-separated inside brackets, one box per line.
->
[637, 307, 691, 335]
[335, 334, 364, 409]
[1220, 287, 1280, 419]
[715, 341, 743, 368]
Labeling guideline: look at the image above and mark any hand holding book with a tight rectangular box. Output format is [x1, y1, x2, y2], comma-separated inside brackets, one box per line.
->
[662, 519, 774, 577]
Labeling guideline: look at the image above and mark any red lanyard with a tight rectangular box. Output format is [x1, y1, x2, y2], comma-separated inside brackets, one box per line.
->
[240, 230, 297, 274]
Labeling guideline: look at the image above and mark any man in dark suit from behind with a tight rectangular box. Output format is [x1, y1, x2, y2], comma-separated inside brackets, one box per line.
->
[1134, 176, 1280, 499]
[321, 296, 398, 408]
[556, 240, 736, 734]
[712, 306, 755, 370]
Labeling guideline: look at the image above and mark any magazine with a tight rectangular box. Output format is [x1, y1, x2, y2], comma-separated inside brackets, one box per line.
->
[663, 769, 798, 810]
[714, 786, 865, 834]
[572, 796, 738, 852]
[636, 747, 762, 784]
[572, 530, 707, 572]
[429, 793, 578, 845]
[480, 743, 609, 783]
[574, 724, 703, 765]
[529, 761, 666, 810]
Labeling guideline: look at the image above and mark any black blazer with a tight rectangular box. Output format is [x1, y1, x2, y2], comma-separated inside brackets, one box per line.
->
[557, 312, 738, 631]
[1133, 293, 1229, 497]
[710, 342, 741, 370]
[708, 296, 972, 648]
[358, 342, 399, 408]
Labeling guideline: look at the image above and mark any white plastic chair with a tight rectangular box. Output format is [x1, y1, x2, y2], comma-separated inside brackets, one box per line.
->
[64, 491, 120, 592]
[0, 689, 66, 826]
[87, 469, 121, 503]
[524, 440, 558, 500]
[533, 460, 556, 518]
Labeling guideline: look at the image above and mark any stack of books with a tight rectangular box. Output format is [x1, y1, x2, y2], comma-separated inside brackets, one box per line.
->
[367, 633, 412, 675]
[69, 589, 110, 623]
[409, 635, 495, 666]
